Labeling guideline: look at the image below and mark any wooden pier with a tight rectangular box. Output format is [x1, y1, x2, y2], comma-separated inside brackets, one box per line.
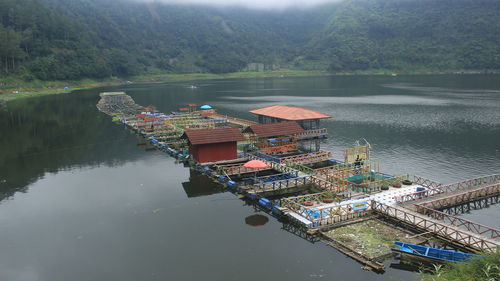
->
[279, 150, 331, 165]
[416, 182, 500, 211]
[97, 92, 500, 270]
[395, 174, 500, 205]
[372, 201, 499, 253]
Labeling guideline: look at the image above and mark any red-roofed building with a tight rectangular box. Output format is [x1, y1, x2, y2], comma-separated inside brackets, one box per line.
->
[182, 128, 245, 163]
[249, 105, 331, 130]
[243, 121, 304, 138]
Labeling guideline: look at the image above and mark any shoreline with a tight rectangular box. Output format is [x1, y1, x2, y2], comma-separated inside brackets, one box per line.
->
[1, 69, 498, 102]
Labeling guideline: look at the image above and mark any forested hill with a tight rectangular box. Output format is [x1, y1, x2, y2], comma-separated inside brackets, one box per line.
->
[0, 0, 499, 81]
[308, 0, 500, 72]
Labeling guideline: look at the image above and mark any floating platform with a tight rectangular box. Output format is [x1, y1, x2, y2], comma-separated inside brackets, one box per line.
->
[96, 92, 500, 271]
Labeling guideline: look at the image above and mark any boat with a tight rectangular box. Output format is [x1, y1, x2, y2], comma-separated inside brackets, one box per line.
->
[392, 241, 480, 263]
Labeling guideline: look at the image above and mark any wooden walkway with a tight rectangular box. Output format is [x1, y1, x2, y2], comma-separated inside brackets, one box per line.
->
[245, 153, 346, 194]
[372, 201, 500, 253]
[415, 204, 500, 240]
[295, 128, 328, 140]
[417, 183, 500, 211]
[396, 174, 500, 205]
[241, 176, 311, 193]
[216, 163, 273, 176]
[279, 150, 331, 165]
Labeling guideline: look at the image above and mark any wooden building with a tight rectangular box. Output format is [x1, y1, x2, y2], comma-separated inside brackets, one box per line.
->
[182, 128, 244, 163]
[249, 105, 331, 130]
[243, 121, 304, 154]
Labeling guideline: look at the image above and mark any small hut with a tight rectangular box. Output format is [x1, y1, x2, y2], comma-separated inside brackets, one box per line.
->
[182, 128, 244, 163]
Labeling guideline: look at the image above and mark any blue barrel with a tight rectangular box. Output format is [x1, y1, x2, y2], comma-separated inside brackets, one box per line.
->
[217, 176, 227, 183]
[246, 193, 258, 200]
[258, 198, 272, 208]
[203, 167, 211, 176]
[227, 181, 237, 189]
[416, 187, 426, 192]
[272, 205, 283, 216]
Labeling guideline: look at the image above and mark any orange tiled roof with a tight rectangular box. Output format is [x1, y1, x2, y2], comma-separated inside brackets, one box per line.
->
[249, 105, 331, 121]
[183, 128, 244, 145]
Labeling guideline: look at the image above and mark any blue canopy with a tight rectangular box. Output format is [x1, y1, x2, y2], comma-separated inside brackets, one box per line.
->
[200, 105, 212, 109]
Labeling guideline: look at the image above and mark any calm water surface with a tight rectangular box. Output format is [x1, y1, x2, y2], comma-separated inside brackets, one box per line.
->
[0, 75, 499, 281]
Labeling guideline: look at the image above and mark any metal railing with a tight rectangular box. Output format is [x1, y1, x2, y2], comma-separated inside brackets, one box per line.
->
[415, 204, 500, 240]
[394, 174, 499, 204]
[372, 201, 499, 252]
[295, 128, 328, 139]
[418, 183, 500, 210]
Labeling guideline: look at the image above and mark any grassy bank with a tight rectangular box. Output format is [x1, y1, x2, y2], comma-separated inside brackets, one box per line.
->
[0, 70, 328, 102]
[420, 251, 499, 281]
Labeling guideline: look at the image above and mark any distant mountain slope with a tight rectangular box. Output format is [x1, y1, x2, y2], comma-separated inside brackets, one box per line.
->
[0, 0, 330, 79]
[308, 0, 500, 71]
[0, 0, 498, 81]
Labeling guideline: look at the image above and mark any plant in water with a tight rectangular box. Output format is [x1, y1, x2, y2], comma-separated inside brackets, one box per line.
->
[420, 252, 500, 281]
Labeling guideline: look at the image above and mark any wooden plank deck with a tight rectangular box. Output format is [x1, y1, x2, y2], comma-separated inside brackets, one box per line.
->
[417, 183, 500, 211]
[372, 201, 500, 253]
[396, 174, 500, 204]
[280, 150, 331, 165]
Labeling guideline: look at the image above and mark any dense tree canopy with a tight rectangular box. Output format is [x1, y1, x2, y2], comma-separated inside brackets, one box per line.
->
[0, 0, 498, 80]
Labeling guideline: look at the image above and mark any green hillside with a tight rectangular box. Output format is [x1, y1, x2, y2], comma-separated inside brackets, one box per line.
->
[0, 0, 499, 82]
[309, 0, 500, 72]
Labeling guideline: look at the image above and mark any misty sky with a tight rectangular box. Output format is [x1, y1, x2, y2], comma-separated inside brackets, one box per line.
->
[145, 0, 340, 9]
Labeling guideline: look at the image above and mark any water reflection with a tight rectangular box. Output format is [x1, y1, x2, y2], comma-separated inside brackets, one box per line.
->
[0, 75, 499, 281]
[0, 91, 146, 202]
[245, 214, 269, 227]
[181, 170, 225, 198]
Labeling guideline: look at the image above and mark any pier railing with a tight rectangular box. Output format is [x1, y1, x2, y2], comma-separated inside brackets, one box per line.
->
[285, 161, 314, 175]
[217, 163, 271, 176]
[417, 183, 500, 211]
[242, 176, 311, 193]
[415, 204, 500, 240]
[279, 151, 331, 165]
[395, 174, 499, 204]
[406, 174, 443, 189]
[310, 176, 347, 192]
[247, 153, 300, 175]
[295, 128, 328, 140]
[250, 152, 281, 163]
[372, 201, 500, 252]
[259, 144, 298, 154]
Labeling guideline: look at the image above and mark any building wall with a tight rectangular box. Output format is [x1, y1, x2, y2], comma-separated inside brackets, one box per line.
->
[297, 119, 320, 130]
[257, 114, 321, 130]
[190, 142, 238, 163]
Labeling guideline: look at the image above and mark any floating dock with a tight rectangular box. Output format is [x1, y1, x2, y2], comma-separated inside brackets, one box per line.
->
[97, 92, 500, 271]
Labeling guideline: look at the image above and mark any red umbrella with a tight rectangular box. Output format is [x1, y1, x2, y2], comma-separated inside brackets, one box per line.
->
[244, 160, 268, 184]
[243, 160, 268, 169]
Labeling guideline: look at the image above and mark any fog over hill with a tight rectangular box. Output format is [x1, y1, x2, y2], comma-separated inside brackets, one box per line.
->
[0, 0, 498, 80]
[142, 0, 341, 9]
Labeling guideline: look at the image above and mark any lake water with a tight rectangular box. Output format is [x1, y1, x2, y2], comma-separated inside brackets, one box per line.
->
[0, 75, 499, 281]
